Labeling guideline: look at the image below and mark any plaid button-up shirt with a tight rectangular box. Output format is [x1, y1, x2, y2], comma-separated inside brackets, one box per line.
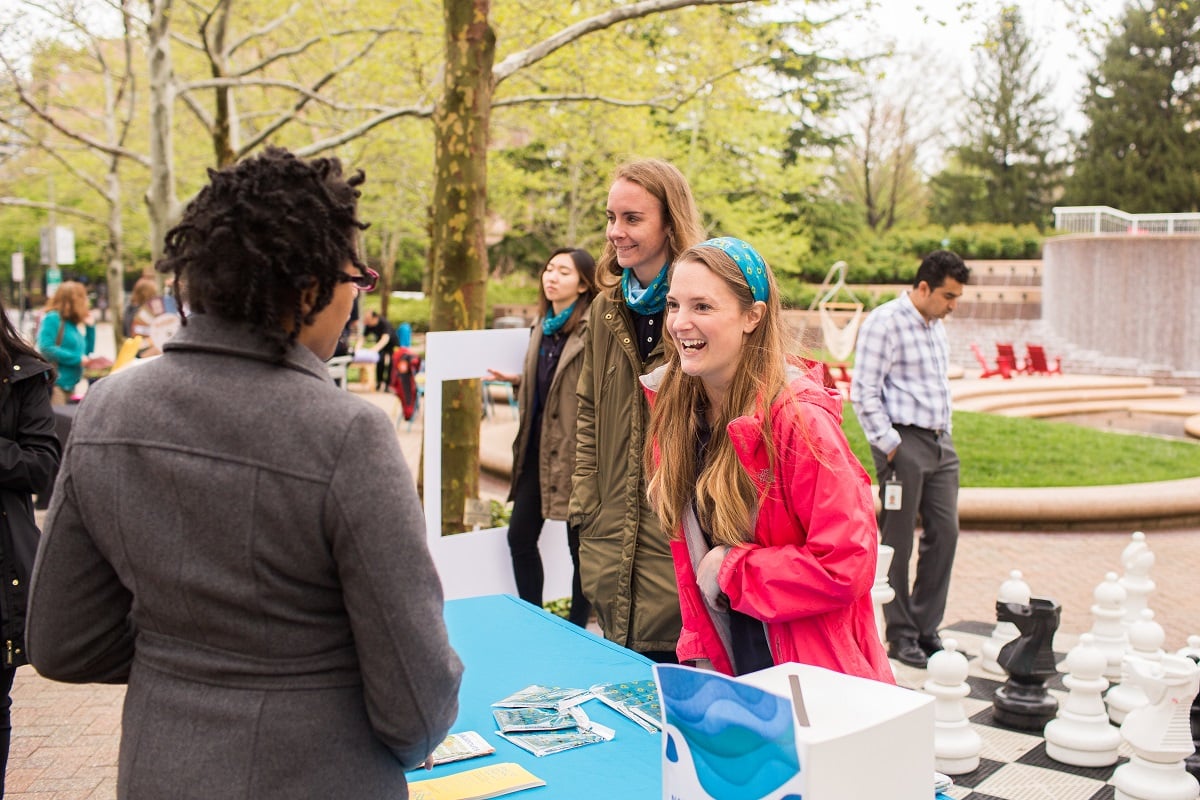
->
[850, 291, 953, 455]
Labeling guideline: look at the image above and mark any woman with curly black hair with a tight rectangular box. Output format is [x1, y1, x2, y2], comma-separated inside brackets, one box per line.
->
[26, 147, 463, 799]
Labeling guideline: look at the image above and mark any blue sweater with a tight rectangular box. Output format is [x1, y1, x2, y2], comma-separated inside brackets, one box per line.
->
[36, 310, 96, 392]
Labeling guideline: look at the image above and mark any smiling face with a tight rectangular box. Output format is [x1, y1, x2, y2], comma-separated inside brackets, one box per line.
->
[542, 253, 586, 314]
[666, 258, 765, 408]
[606, 178, 671, 285]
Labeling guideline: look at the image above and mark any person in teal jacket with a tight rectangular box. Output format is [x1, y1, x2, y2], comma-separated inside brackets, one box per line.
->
[36, 281, 96, 404]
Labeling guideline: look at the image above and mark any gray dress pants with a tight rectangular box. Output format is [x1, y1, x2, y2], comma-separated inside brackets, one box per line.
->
[870, 425, 960, 644]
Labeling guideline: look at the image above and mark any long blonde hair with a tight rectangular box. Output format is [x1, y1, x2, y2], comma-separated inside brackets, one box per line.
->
[596, 158, 706, 287]
[129, 276, 160, 308]
[646, 245, 788, 547]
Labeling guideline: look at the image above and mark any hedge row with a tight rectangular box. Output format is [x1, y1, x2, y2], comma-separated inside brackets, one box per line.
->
[788, 223, 1043, 284]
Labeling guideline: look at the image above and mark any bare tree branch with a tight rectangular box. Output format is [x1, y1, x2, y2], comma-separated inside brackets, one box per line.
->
[178, 84, 214, 129]
[224, 1, 298, 57]
[492, 93, 677, 110]
[178, 77, 392, 113]
[293, 102, 434, 158]
[0, 197, 105, 224]
[0, 52, 152, 168]
[236, 26, 394, 158]
[493, 0, 757, 84]
[233, 26, 414, 76]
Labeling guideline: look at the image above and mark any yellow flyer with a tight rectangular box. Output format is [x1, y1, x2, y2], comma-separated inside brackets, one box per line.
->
[409, 762, 545, 800]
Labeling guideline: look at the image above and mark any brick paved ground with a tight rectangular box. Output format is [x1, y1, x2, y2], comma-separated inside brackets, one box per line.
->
[8, 524, 1197, 799]
[8, 390, 1197, 798]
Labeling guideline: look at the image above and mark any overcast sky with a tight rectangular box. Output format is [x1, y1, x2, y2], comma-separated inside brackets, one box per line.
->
[841, 0, 1128, 134]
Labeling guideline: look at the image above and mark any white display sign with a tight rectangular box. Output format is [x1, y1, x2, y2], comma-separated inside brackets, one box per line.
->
[422, 328, 573, 601]
[39, 226, 76, 266]
[11, 252, 24, 283]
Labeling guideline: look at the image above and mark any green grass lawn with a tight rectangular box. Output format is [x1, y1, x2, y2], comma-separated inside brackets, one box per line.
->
[841, 407, 1200, 488]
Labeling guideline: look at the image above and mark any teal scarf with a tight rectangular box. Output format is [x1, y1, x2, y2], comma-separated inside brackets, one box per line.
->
[542, 301, 576, 336]
[622, 264, 669, 314]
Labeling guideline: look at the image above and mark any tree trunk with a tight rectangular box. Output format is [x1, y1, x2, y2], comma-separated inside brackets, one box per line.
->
[101, 40, 127, 340]
[428, 0, 495, 535]
[208, 0, 236, 167]
[146, 0, 179, 265]
[378, 228, 401, 322]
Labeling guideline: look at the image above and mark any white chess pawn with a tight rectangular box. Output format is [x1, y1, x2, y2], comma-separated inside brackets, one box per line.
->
[1112, 653, 1200, 800]
[1179, 635, 1200, 663]
[872, 544, 895, 647]
[1090, 572, 1131, 681]
[924, 638, 982, 775]
[981, 570, 1031, 675]
[1119, 531, 1156, 628]
[1045, 633, 1122, 767]
[1107, 609, 1166, 726]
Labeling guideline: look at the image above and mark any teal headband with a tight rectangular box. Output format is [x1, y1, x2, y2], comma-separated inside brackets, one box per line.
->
[695, 236, 769, 302]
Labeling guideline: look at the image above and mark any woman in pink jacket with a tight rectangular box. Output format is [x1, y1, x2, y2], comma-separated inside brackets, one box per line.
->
[643, 237, 892, 682]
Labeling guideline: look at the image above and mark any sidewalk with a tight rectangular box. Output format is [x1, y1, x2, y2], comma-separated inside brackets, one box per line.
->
[7, 388, 1198, 799]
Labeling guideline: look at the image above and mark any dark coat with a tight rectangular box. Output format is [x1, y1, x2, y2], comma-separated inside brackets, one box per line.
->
[26, 315, 463, 799]
[0, 352, 61, 669]
[507, 314, 587, 520]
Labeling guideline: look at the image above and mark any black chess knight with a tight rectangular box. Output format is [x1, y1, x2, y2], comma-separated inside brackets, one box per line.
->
[993, 596, 1062, 731]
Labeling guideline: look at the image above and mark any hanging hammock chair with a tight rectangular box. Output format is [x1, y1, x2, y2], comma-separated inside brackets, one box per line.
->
[808, 261, 865, 363]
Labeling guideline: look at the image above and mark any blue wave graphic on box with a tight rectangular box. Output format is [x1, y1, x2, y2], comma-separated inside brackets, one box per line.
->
[658, 666, 801, 799]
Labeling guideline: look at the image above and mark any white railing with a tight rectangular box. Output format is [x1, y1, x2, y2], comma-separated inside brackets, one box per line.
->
[1053, 205, 1200, 235]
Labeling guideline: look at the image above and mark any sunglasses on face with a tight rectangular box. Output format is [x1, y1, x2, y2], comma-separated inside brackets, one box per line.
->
[338, 266, 379, 293]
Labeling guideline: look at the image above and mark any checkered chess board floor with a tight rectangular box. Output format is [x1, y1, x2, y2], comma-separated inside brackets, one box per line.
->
[896, 622, 1132, 800]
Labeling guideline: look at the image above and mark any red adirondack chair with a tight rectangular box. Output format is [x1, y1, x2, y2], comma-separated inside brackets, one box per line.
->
[971, 343, 1012, 378]
[995, 342, 1024, 375]
[1024, 344, 1062, 375]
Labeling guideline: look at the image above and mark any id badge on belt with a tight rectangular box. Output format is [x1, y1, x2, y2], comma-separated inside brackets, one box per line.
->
[884, 477, 903, 510]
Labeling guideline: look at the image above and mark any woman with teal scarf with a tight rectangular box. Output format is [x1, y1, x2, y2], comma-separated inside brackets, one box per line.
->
[567, 158, 706, 660]
[36, 281, 97, 405]
[489, 248, 598, 625]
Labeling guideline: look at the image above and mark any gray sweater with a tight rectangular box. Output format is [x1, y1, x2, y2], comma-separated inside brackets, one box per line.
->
[27, 314, 462, 799]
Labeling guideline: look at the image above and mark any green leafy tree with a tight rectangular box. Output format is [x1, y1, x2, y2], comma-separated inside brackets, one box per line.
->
[1066, 0, 1200, 212]
[931, 6, 1063, 228]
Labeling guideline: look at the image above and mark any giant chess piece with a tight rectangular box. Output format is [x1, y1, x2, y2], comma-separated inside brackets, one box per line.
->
[1091, 572, 1132, 681]
[872, 544, 895, 647]
[1111, 653, 1200, 800]
[1178, 635, 1200, 782]
[925, 638, 983, 775]
[1045, 633, 1122, 767]
[1108, 610, 1166, 726]
[1119, 531, 1156, 629]
[993, 596, 1061, 731]
[982, 570, 1032, 675]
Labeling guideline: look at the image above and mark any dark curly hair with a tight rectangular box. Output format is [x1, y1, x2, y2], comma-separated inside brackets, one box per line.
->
[157, 147, 368, 359]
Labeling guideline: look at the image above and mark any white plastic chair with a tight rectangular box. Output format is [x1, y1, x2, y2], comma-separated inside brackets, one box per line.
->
[326, 355, 353, 389]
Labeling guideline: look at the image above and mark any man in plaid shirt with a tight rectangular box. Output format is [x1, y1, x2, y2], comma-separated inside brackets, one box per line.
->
[851, 250, 970, 669]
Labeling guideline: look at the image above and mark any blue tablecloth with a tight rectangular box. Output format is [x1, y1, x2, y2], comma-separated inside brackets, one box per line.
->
[430, 594, 660, 798]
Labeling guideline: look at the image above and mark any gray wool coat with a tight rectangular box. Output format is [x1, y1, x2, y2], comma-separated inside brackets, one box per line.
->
[26, 314, 463, 800]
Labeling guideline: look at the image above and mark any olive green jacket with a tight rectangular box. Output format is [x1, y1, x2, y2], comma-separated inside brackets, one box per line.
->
[508, 315, 587, 521]
[568, 290, 681, 653]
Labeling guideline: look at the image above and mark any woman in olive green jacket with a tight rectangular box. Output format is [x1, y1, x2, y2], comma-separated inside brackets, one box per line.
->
[568, 159, 705, 660]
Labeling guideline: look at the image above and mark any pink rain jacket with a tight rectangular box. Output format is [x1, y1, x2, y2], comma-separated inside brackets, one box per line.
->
[644, 364, 894, 683]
